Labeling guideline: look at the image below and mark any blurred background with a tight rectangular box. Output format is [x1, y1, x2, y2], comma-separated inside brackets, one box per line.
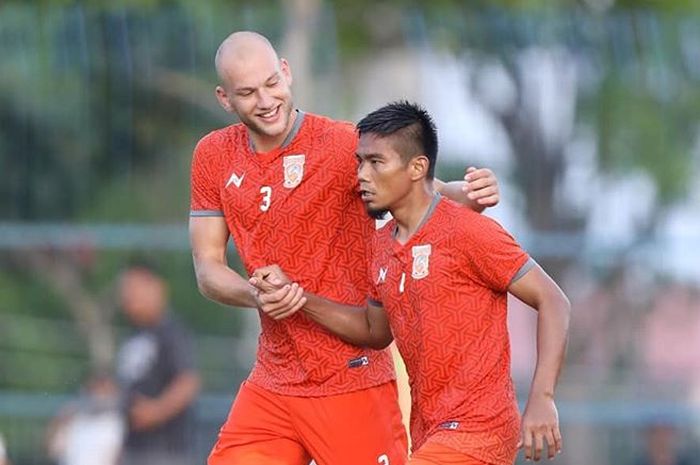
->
[1, 0, 700, 464]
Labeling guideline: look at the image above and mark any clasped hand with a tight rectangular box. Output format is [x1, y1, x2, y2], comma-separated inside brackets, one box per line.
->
[249, 264, 307, 320]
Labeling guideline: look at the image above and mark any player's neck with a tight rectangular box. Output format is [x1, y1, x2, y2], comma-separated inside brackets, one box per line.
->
[392, 184, 434, 245]
[250, 109, 298, 153]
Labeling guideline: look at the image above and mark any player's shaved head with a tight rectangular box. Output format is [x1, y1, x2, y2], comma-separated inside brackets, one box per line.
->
[212, 30, 295, 152]
[215, 31, 279, 84]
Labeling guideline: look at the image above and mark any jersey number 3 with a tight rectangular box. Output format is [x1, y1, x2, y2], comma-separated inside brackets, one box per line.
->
[259, 186, 272, 212]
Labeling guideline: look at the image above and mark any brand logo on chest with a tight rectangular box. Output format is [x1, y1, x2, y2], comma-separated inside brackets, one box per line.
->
[411, 244, 432, 279]
[283, 154, 305, 188]
[377, 267, 388, 284]
[225, 171, 245, 189]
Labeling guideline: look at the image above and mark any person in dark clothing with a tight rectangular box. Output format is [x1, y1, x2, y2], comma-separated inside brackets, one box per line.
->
[116, 261, 201, 465]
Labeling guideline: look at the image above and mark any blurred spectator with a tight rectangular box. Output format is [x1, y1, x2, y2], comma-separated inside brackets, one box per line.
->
[116, 260, 200, 465]
[45, 372, 124, 465]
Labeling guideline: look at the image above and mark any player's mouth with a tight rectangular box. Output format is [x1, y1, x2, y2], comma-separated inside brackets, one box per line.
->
[359, 188, 375, 202]
[257, 105, 281, 123]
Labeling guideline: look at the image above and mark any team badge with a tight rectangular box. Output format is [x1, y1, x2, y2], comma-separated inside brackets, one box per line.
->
[283, 154, 305, 188]
[411, 244, 432, 280]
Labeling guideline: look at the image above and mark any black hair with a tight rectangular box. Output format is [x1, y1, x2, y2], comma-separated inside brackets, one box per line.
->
[356, 100, 438, 179]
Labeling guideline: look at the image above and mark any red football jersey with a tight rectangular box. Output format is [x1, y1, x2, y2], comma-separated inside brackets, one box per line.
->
[190, 111, 395, 396]
[369, 194, 533, 464]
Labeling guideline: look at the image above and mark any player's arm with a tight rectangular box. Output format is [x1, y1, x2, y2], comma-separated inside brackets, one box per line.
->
[250, 265, 393, 349]
[301, 294, 393, 350]
[434, 166, 499, 213]
[189, 217, 304, 309]
[189, 216, 258, 307]
[507, 264, 571, 461]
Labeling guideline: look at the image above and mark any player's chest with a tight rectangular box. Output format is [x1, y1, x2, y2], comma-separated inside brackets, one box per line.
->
[373, 241, 476, 339]
[372, 239, 462, 306]
[218, 152, 347, 223]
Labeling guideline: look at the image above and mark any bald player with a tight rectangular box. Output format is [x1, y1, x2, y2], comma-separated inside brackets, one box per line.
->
[189, 32, 500, 465]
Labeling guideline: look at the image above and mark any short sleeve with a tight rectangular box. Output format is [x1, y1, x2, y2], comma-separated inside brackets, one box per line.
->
[460, 213, 531, 293]
[190, 133, 223, 217]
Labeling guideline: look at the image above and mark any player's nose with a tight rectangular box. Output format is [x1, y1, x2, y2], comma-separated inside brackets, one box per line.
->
[257, 88, 274, 109]
[357, 160, 370, 183]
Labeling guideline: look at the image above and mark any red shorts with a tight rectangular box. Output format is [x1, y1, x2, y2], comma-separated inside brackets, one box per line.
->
[208, 380, 408, 465]
[409, 441, 489, 465]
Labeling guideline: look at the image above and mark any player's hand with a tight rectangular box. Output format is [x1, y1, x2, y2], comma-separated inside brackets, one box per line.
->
[251, 264, 291, 291]
[250, 279, 306, 320]
[518, 393, 562, 461]
[462, 167, 499, 207]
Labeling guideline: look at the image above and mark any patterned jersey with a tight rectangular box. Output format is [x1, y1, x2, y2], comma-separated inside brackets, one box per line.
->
[190, 111, 395, 397]
[368, 194, 533, 465]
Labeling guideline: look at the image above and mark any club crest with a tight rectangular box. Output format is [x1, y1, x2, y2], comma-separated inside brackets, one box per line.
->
[411, 244, 432, 280]
[283, 154, 305, 188]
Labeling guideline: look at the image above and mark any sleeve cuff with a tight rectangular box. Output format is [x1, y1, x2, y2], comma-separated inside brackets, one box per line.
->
[509, 257, 537, 285]
[190, 210, 224, 217]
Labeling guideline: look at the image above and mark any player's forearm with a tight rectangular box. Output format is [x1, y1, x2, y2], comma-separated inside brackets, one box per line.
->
[529, 292, 571, 398]
[303, 294, 390, 349]
[194, 257, 258, 308]
[434, 179, 485, 213]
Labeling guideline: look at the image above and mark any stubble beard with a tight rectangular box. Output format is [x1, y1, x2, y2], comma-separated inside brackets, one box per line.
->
[241, 100, 294, 143]
[366, 206, 389, 220]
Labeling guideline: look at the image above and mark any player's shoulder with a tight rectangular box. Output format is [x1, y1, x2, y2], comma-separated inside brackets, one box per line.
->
[303, 112, 357, 142]
[437, 197, 503, 237]
[193, 124, 244, 157]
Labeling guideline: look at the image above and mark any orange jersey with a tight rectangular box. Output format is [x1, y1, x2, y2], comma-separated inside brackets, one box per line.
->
[369, 194, 533, 465]
[190, 111, 395, 397]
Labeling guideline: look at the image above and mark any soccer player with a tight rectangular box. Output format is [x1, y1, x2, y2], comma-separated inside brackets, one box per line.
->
[251, 102, 571, 464]
[190, 31, 501, 465]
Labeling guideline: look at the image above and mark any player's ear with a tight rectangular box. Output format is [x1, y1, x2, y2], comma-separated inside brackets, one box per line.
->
[280, 58, 292, 86]
[215, 85, 233, 113]
[410, 155, 430, 181]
